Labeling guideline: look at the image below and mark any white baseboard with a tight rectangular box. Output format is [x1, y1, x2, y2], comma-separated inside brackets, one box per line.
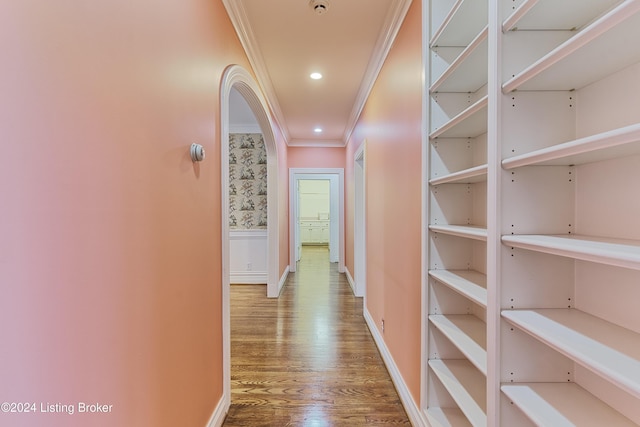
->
[363, 308, 428, 427]
[344, 267, 356, 295]
[230, 271, 267, 284]
[277, 265, 290, 295]
[205, 395, 228, 427]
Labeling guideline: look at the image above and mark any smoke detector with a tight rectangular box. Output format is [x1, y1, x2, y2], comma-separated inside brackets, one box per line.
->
[309, 0, 330, 15]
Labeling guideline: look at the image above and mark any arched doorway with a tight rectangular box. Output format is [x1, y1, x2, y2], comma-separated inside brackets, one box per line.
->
[220, 64, 279, 409]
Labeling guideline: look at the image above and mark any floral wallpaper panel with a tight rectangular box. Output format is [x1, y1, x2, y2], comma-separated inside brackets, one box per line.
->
[229, 133, 267, 229]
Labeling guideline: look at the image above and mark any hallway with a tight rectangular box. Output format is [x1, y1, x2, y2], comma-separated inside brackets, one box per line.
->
[223, 246, 410, 426]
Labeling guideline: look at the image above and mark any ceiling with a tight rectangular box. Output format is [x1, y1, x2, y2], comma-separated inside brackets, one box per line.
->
[223, 0, 413, 147]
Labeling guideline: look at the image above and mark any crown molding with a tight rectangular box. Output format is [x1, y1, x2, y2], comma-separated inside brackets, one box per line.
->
[224, 0, 412, 148]
[288, 139, 346, 148]
[341, 0, 413, 146]
[222, 0, 291, 142]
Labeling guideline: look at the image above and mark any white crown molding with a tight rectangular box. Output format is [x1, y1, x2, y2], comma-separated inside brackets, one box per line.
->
[287, 138, 346, 148]
[224, 0, 412, 148]
[341, 0, 413, 146]
[223, 0, 291, 142]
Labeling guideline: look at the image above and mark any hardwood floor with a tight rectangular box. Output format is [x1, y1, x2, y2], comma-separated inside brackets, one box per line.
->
[223, 246, 410, 426]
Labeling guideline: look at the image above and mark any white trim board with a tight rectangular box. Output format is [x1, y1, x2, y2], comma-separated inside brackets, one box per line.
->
[229, 272, 267, 284]
[363, 307, 429, 427]
[344, 266, 356, 295]
[277, 265, 290, 296]
[229, 229, 268, 238]
[205, 395, 228, 427]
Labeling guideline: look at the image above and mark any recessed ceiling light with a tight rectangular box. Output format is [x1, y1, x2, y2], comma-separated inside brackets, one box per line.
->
[310, 72, 323, 80]
[314, 128, 323, 133]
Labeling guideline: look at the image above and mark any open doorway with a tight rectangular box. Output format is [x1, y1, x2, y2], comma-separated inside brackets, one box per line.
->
[220, 65, 280, 414]
[228, 88, 268, 285]
[289, 168, 344, 274]
[298, 179, 331, 259]
[221, 66, 279, 297]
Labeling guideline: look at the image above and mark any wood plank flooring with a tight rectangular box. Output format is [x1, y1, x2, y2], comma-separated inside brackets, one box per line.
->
[223, 246, 410, 426]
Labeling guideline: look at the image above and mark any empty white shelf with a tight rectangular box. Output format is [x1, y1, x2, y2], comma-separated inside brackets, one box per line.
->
[502, 382, 637, 427]
[429, 359, 487, 427]
[427, 407, 472, 427]
[502, 234, 640, 271]
[430, 0, 487, 47]
[431, 27, 488, 93]
[429, 269, 487, 308]
[502, 309, 640, 399]
[503, 0, 622, 32]
[430, 314, 487, 375]
[431, 224, 488, 241]
[502, 123, 640, 169]
[430, 95, 488, 139]
[503, 0, 640, 92]
[430, 164, 488, 185]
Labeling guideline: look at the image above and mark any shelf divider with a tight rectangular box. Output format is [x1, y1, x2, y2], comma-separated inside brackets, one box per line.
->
[426, 407, 472, 427]
[502, 309, 640, 399]
[429, 269, 487, 308]
[430, 0, 487, 47]
[430, 27, 488, 93]
[429, 359, 487, 426]
[430, 224, 488, 241]
[502, 234, 640, 271]
[502, 382, 637, 426]
[430, 314, 487, 375]
[429, 95, 488, 139]
[502, 123, 640, 169]
[502, 1, 640, 93]
[502, 0, 621, 32]
[502, 0, 539, 32]
[430, 164, 488, 185]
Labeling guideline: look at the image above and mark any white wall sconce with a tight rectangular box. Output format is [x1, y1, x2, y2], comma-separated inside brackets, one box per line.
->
[190, 143, 205, 162]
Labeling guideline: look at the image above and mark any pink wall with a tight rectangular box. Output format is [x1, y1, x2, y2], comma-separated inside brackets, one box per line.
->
[0, 2, 266, 426]
[287, 146, 346, 169]
[345, 0, 423, 404]
[287, 145, 345, 275]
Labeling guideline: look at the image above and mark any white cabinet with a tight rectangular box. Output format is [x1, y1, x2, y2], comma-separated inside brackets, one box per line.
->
[423, 0, 640, 425]
[300, 220, 329, 244]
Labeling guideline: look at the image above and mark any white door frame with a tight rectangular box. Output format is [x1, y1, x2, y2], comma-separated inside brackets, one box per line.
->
[220, 65, 280, 410]
[289, 168, 345, 273]
[353, 141, 366, 298]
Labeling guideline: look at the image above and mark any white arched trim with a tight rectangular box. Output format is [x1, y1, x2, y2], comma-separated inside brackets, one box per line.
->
[219, 65, 280, 418]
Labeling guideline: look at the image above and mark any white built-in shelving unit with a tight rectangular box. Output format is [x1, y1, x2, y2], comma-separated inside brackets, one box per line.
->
[426, 0, 489, 424]
[423, 0, 640, 425]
